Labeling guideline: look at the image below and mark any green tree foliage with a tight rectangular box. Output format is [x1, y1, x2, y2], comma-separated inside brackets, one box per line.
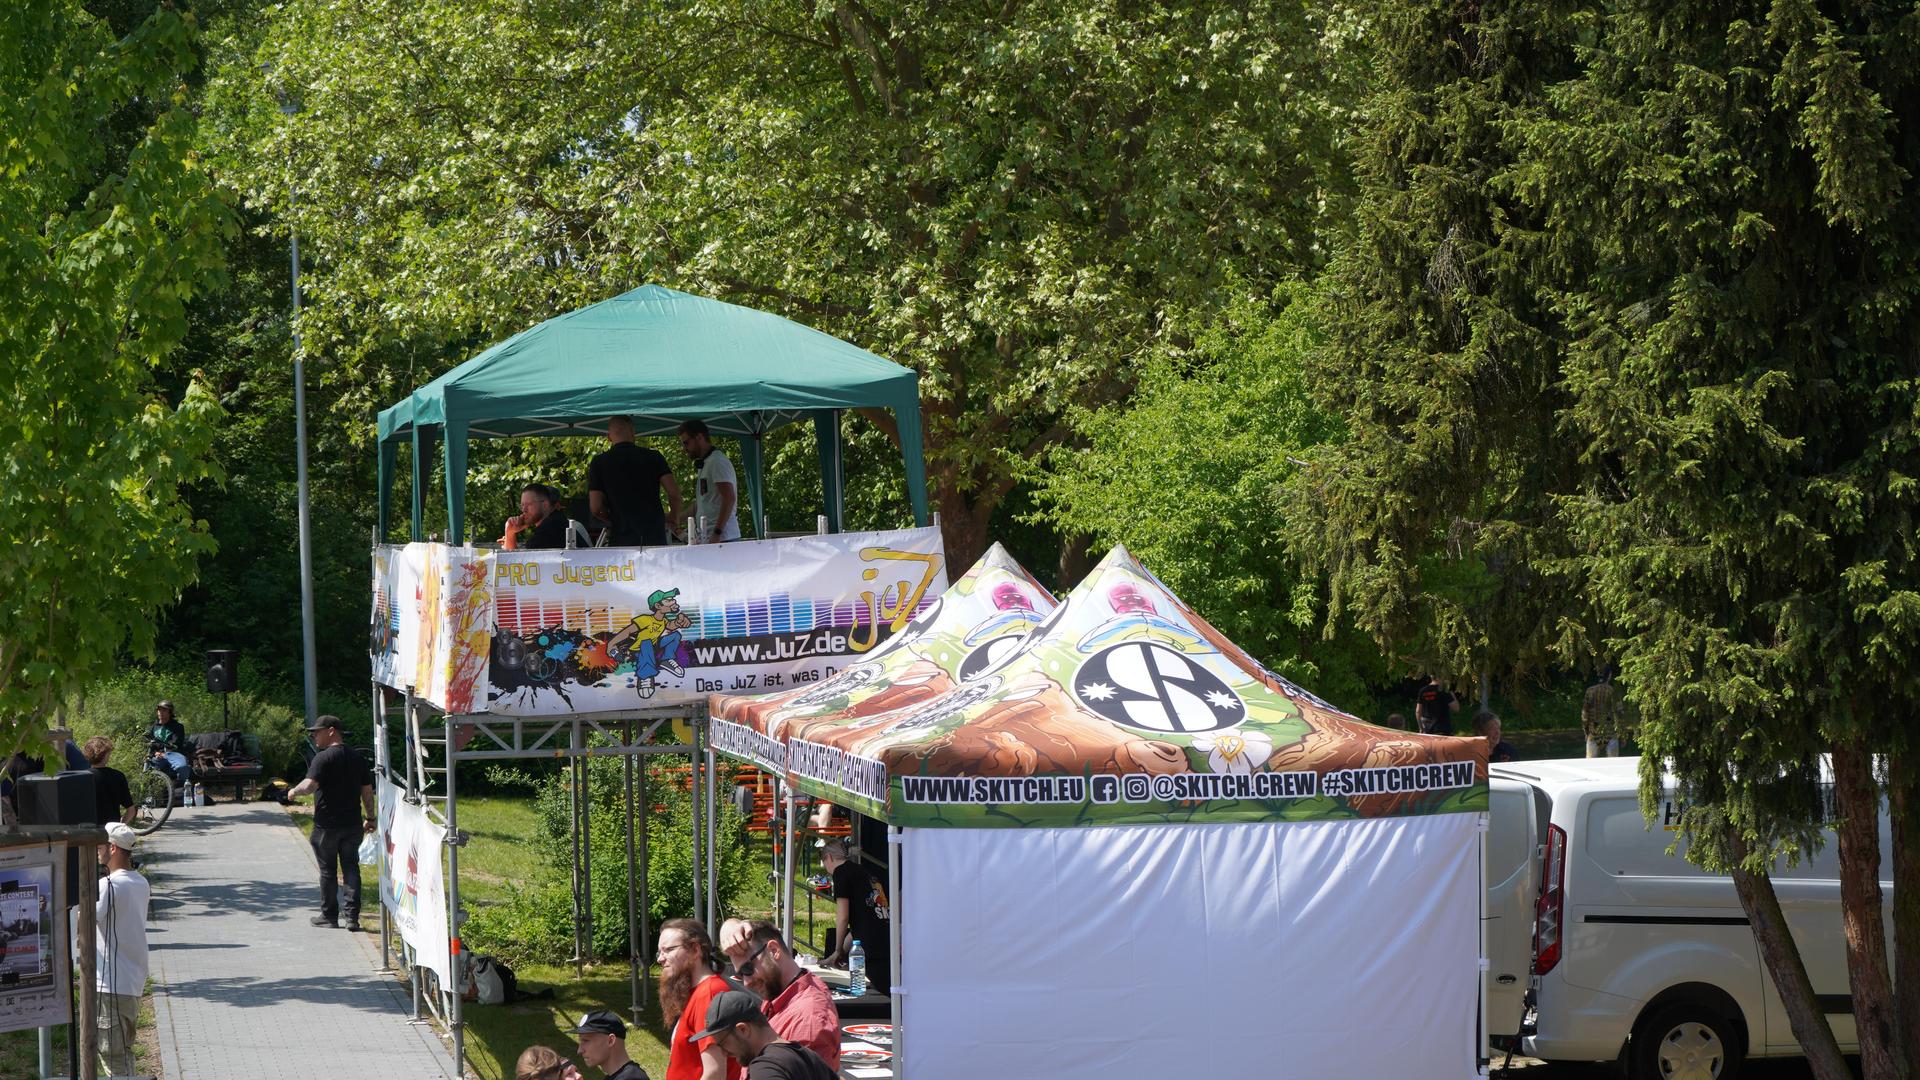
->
[1298, 2, 1920, 1074]
[202, 0, 1361, 565]
[0, 1, 231, 754]
[1036, 283, 1385, 708]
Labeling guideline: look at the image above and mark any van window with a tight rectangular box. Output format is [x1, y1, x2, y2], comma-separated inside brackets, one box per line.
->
[1584, 796, 1710, 878]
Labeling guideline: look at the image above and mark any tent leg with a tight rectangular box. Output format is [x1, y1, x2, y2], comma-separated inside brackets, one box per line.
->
[781, 783, 796, 946]
[705, 740, 718, 930]
[448, 733, 465, 1080]
[889, 826, 903, 1077]
[690, 721, 704, 931]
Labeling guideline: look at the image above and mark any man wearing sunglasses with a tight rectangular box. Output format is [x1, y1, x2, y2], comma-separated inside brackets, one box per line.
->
[717, 920, 840, 1070]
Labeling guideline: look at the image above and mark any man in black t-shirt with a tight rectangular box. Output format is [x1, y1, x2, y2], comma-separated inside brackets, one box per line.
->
[589, 415, 684, 546]
[288, 716, 375, 930]
[500, 483, 570, 550]
[820, 840, 890, 996]
[1413, 677, 1459, 736]
[694, 989, 836, 1080]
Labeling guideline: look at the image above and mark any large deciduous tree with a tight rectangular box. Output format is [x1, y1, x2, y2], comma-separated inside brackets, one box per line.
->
[0, 2, 230, 751]
[1296, 2, 1920, 1077]
[205, 0, 1357, 563]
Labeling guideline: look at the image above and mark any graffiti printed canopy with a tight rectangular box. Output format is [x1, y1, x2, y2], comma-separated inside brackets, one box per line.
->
[375, 285, 928, 542]
[710, 545, 1489, 827]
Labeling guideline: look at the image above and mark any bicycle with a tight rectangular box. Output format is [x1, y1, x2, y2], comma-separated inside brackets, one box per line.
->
[129, 726, 182, 836]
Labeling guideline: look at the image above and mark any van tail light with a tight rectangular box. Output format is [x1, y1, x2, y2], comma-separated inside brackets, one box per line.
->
[1533, 823, 1567, 975]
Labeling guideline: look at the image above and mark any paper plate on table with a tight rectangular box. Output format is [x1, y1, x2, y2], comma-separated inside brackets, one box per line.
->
[845, 1024, 894, 1045]
[842, 1049, 894, 1066]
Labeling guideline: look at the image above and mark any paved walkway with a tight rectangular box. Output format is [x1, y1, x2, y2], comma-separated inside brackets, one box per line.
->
[145, 801, 456, 1080]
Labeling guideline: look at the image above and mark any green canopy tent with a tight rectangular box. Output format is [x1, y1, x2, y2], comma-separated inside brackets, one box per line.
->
[375, 285, 929, 543]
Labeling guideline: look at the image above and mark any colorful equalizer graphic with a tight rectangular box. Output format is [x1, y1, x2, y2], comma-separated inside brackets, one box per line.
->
[493, 587, 933, 639]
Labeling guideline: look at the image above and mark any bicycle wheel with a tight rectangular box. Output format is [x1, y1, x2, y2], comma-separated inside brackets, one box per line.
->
[130, 765, 174, 835]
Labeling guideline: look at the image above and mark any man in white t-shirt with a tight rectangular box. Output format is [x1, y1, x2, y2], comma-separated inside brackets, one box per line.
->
[677, 419, 742, 542]
[89, 822, 150, 1077]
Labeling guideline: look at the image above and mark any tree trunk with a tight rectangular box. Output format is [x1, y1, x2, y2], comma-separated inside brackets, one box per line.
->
[1833, 740, 1905, 1080]
[1729, 841, 1851, 1080]
[1887, 750, 1919, 1067]
[934, 482, 991, 571]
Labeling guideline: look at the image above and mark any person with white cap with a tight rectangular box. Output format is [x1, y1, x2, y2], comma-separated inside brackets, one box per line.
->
[89, 822, 150, 1078]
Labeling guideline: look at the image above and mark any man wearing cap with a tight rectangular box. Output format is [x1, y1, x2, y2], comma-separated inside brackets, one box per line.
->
[567, 1010, 650, 1080]
[611, 589, 693, 699]
[693, 990, 835, 1080]
[288, 715, 375, 930]
[86, 823, 150, 1078]
[149, 700, 191, 787]
[717, 921, 839, 1070]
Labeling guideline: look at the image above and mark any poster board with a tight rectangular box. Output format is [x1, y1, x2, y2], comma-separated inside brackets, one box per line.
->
[0, 844, 69, 1033]
[377, 780, 452, 987]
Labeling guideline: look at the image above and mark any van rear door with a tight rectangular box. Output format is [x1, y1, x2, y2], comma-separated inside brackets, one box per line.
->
[1486, 778, 1539, 1039]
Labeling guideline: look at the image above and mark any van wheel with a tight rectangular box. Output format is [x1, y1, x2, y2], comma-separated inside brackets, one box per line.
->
[1629, 1002, 1743, 1080]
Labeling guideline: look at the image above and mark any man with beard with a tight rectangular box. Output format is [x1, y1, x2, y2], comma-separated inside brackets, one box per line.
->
[658, 918, 740, 1080]
[718, 921, 839, 1070]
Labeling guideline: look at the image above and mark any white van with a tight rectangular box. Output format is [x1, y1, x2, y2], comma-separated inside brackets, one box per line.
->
[1484, 757, 1891, 1080]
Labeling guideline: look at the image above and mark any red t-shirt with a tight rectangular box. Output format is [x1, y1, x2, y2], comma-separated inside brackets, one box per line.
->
[765, 970, 840, 1070]
[668, 974, 743, 1080]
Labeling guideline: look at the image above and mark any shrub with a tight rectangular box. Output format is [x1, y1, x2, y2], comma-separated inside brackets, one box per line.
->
[461, 754, 754, 966]
[67, 670, 305, 779]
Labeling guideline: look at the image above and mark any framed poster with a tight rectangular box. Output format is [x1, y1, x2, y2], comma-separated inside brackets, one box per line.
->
[0, 843, 70, 1034]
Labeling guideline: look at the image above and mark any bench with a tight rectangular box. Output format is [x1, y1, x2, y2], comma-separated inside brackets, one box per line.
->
[186, 731, 266, 802]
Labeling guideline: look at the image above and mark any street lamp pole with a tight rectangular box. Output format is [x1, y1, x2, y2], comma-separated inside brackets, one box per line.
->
[287, 151, 319, 727]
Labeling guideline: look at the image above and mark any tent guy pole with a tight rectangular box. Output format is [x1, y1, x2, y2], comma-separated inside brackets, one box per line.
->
[889, 825, 903, 1077]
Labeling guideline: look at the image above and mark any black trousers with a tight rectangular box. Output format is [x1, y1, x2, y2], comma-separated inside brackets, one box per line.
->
[311, 826, 362, 923]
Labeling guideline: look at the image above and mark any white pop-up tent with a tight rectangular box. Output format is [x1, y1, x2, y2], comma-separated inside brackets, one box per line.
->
[712, 545, 1490, 1079]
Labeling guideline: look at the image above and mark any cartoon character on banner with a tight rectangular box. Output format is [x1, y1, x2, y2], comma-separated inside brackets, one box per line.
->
[610, 588, 693, 699]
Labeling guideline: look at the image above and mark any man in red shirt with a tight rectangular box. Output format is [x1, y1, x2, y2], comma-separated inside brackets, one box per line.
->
[659, 918, 741, 1080]
[720, 921, 840, 1070]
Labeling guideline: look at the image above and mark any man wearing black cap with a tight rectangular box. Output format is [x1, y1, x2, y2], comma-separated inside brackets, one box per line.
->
[288, 715, 375, 930]
[568, 1010, 650, 1080]
[693, 990, 834, 1080]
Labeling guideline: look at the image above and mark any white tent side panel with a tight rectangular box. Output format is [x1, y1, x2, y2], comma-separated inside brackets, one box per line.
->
[900, 814, 1482, 1080]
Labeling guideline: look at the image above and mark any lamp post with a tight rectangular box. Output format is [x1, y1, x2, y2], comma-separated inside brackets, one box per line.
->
[278, 83, 320, 726]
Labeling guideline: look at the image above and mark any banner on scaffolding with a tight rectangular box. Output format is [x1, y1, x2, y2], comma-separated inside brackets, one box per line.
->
[373, 527, 948, 717]
[486, 526, 946, 715]
[377, 779, 453, 986]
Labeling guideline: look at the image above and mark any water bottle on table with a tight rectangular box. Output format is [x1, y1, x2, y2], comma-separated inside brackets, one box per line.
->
[848, 939, 867, 996]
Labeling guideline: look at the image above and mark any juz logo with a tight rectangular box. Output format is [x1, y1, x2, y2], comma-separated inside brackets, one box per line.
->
[1074, 642, 1246, 733]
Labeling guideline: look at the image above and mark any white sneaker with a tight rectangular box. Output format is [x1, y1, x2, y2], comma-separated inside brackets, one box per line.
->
[661, 658, 684, 677]
[637, 678, 657, 699]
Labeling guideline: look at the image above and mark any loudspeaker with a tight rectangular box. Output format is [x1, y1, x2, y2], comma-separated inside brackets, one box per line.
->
[207, 648, 239, 693]
[18, 770, 96, 827]
[19, 771, 97, 907]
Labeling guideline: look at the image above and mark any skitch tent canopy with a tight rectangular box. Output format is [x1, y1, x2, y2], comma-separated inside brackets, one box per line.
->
[711, 544, 1487, 827]
[375, 285, 929, 542]
[708, 542, 1055, 768]
[708, 546, 1491, 1079]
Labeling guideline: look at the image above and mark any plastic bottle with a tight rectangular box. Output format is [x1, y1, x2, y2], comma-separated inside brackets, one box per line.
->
[847, 939, 867, 996]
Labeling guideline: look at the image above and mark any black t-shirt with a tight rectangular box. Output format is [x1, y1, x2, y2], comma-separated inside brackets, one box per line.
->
[588, 442, 672, 546]
[306, 744, 369, 829]
[832, 860, 890, 982]
[152, 718, 188, 752]
[92, 765, 134, 826]
[604, 1061, 651, 1080]
[1414, 685, 1456, 735]
[749, 1042, 835, 1080]
[522, 510, 569, 550]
